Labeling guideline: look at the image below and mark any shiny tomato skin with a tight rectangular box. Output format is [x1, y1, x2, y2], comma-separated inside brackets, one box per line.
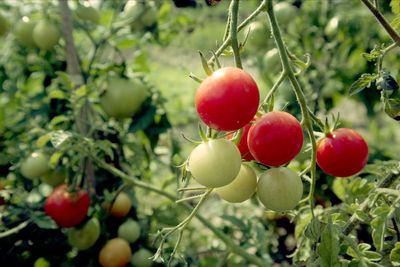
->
[248, 111, 303, 167]
[44, 184, 90, 228]
[228, 123, 254, 161]
[316, 128, 368, 177]
[195, 67, 260, 131]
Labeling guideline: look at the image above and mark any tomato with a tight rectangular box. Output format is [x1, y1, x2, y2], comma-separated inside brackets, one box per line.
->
[130, 248, 153, 267]
[76, 5, 100, 24]
[257, 167, 303, 212]
[68, 217, 100, 250]
[99, 238, 132, 267]
[107, 192, 132, 218]
[44, 184, 90, 228]
[248, 111, 303, 167]
[33, 257, 50, 267]
[40, 168, 66, 187]
[20, 151, 51, 180]
[100, 76, 148, 119]
[316, 128, 368, 177]
[215, 164, 257, 203]
[124, 0, 157, 31]
[195, 67, 260, 131]
[228, 122, 254, 161]
[0, 13, 9, 37]
[274, 2, 297, 25]
[262, 48, 281, 75]
[15, 19, 36, 47]
[118, 219, 141, 243]
[32, 20, 60, 50]
[188, 139, 241, 188]
[245, 21, 269, 51]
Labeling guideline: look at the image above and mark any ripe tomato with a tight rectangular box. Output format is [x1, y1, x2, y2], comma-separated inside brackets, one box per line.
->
[316, 128, 368, 177]
[15, 19, 36, 47]
[107, 192, 132, 218]
[118, 219, 141, 243]
[68, 217, 100, 250]
[228, 122, 254, 161]
[99, 238, 132, 267]
[188, 139, 241, 188]
[20, 152, 50, 180]
[215, 164, 257, 203]
[0, 13, 9, 37]
[44, 184, 90, 228]
[100, 76, 148, 119]
[248, 111, 303, 167]
[257, 167, 303, 212]
[40, 168, 66, 187]
[32, 20, 60, 50]
[130, 248, 153, 267]
[76, 5, 100, 24]
[195, 67, 260, 131]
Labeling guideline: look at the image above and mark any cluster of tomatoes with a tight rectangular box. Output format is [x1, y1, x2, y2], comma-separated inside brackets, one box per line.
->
[189, 67, 369, 212]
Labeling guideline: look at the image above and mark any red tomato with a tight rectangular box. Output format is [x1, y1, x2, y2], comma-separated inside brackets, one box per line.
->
[44, 184, 90, 228]
[195, 67, 260, 131]
[248, 111, 303, 167]
[228, 122, 254, 161]
[316, 128, 368, 177]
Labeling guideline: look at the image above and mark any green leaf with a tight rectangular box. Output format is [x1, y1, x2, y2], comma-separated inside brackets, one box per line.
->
[371, 205, 391, 251]
[390, 242, 400, 266]
[391, 0, 400, 14]
[348, 74, 377, 96]
[332, 178, 348, 201]
[317, 222, 340, 267]
[305, 217, 322, 242]
[32, 212, 58, 229]
[392, 15, 400, 30]
[36, 133, 50, 148]
[50, 151, 63, 168]
[383, 97, 400, 120]
[50, 130, 72, 148]
[362, 46, 384, 62]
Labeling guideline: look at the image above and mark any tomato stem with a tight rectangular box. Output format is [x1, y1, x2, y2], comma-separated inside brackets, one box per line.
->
[229, 0, 242, 69]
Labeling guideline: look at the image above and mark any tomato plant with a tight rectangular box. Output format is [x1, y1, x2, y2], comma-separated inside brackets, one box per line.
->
[188, 139, 241, 188]
[107, 192, 132, 218]
[257, 167, 303, 212]
[215, 164, 257, 203]
[99, 238, 132, 267]
[248, 111, 303, 167]
[130, 248, 153, 267]
[44, 184, 90, 228]
[68, 217, 100, 250]
[32, 20, 60, 50]
[40, 168, 66, 187]
[195, 67, 260, 131]
[316, 128, 368, 177]
[118, 219, 141, 243]
[75, 5, 100, 24]
[20, 152, 50, 180]
[15, 19, 36, 48]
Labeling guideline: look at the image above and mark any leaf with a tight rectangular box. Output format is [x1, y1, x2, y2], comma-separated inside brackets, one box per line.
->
[305, 217, 322, 242]
[390, 242, 400, 266]
[332, 178, 348, 201]
[392, 15, 400, 30]
[36, 133, 51, 148]
[348, 74, 377, 96]
[371, 205, 391, 251]
[317, 222, 340, 267]
[221, 214, 247, 230]
[50, 151, 63, 168]
[362, 45, 384, 62]
[383, 97, 400, 120]
[32, 212, 58, 229]
[391, 0, 400, 14]
[50, 130, 72, 148]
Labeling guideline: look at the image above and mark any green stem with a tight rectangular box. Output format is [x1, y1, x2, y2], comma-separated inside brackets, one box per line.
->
[0, 220, 30, 239]
[262, 71, 286, 110]
[377, 42, 397, 73]
[229, 0, 242, 69]
[265, 0, 318, 217]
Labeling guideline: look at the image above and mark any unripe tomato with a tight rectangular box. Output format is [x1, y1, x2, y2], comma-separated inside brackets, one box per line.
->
[15, 19, 36, 47]
[215, 164, 257, 203]
[68, 217, 100, 250]
[257, 167, 303, 212]
[274, 2, 297, 25]
[118, 219, 141, 243]
[316, 128, 368, 177]
[107, 192, 132, 218]
[44, 184, 90, 228]
[262, 48, 281, 75]
[228, 122, 254, 161]
[32, 20, 60, 50]
[188, 139, 241, 188]
[99, 238, 132, 267]
[248, 111, 303, 167]
[100, 76, 148, 119]
[131, 248, 153, 267]
[195, 67, 260, 131]
[20, 151, 51, 180]
[76, 5, 101, 24]
[0, 13, 9, 37]
[245, 21, 269, 50]
[33, 257, 50, 267]
[40, 168, 66, 187]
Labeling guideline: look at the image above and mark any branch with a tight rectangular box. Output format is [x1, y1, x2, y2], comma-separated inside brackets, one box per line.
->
[0, 220, 30, 239]
[229, 0, 242, 69]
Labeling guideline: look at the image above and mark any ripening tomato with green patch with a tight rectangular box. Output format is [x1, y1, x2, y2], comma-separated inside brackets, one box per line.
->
[195, 67, 260, 131]
[188, 139, 241, 188]
[106, 192, 132, 218]
[257, 167, 303, 212]
[68, 217, 100, 250]
[248, 111, 303, 167]
[44, 184, 90, 228]
[99, 238, 132, 267]
[316, 128, 368, 177]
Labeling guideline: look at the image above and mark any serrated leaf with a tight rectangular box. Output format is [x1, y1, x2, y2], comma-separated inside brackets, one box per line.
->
[371, 205, 391, 251]
[305, 217, 322, 242]
[317, 222, 340, 267]
[391, 15, 400, 30]
[391, 0, 400, 14]
[390, 242, 400, 266]
[364, 251, 382, 261]
[348, 74, 377, 96]
[96, 140, 114, 160]
[362, 46, 383, 62]
[50, 130, 72, 148]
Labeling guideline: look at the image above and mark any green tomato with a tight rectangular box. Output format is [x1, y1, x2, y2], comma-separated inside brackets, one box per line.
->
[257, 167, 303, 212]
[68, 217, 101, 250]
[15, 20, 36, 47]
[245, 21, 269, 51]
[40, 168, 66, 187]
[262, 48, 280, 74]
[100, 76, 149, 119]
[188, 139, 241, 188]
[20, 152, 50, 180]
[215, 164, 257, 203]
[130, 248, 153, 267]
[33, 257, 50, 267]
[274, 2, 297, 25]
[118, 219, 141, 243]
[76, 5, 100, 24]
[33, 20, 60, 50]
[0, 13, 9, 37]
